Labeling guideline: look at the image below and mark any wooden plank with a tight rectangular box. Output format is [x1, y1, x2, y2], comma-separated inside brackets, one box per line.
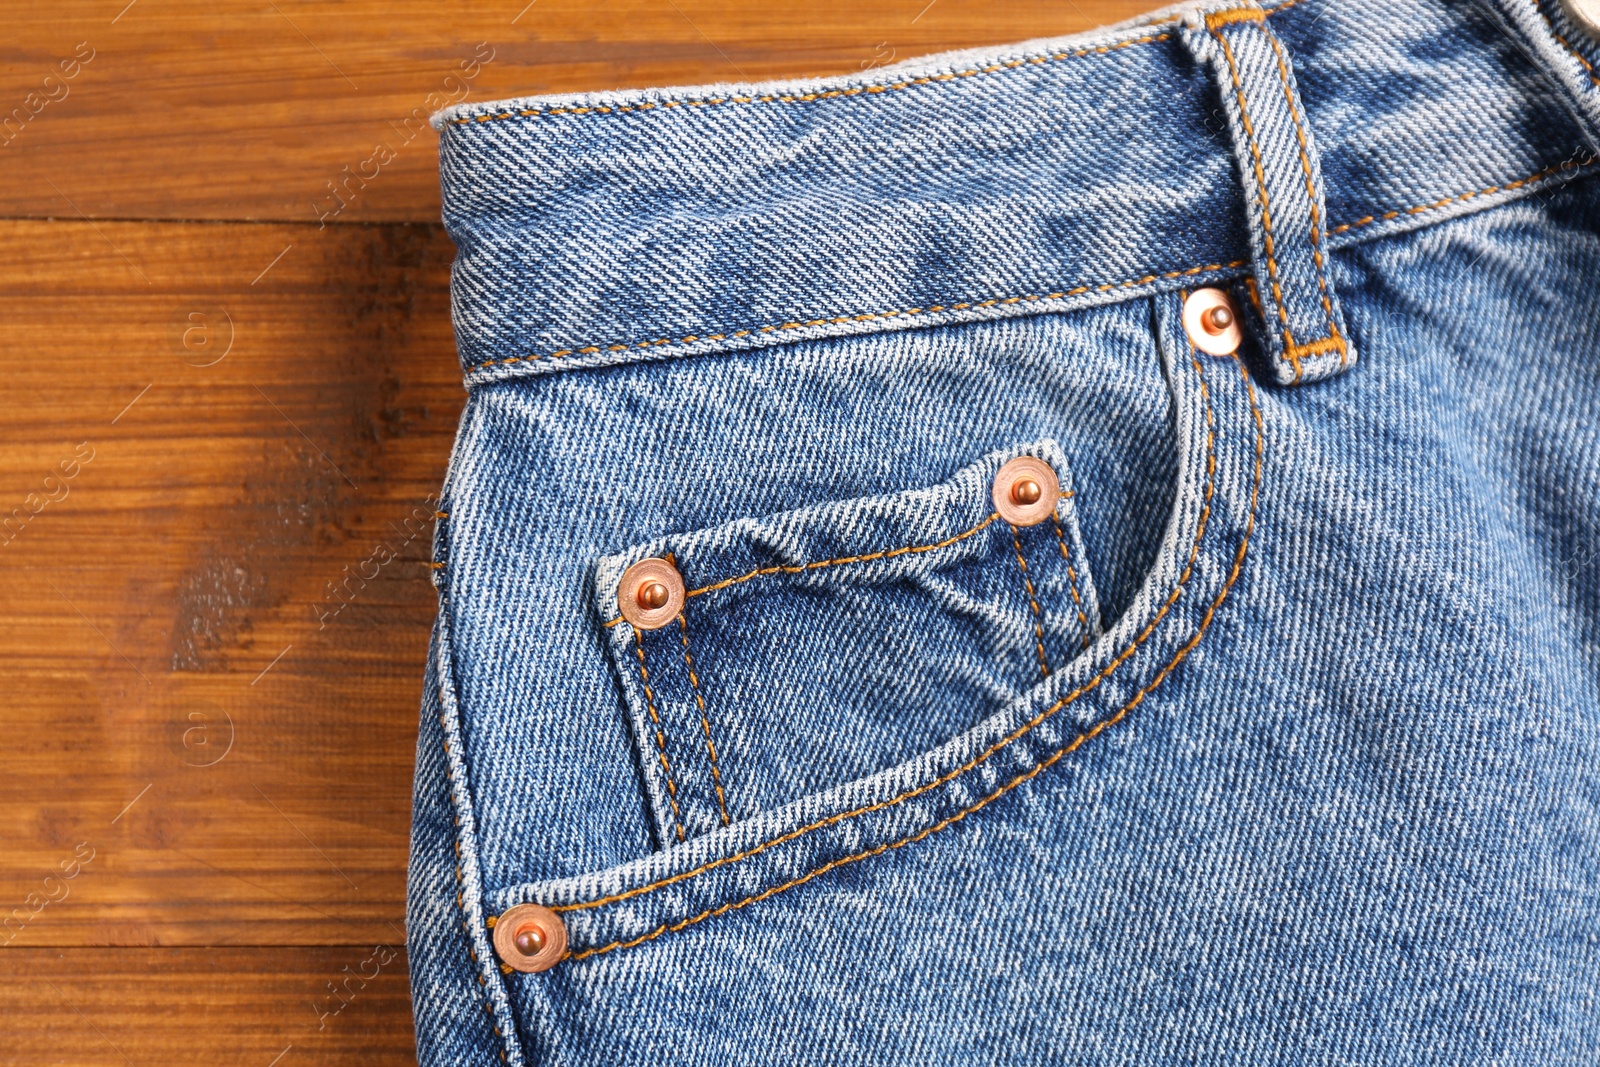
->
[0, 218, 461, 946]
[0, 0, 1170, 222]
[0, 947, 415, 1066]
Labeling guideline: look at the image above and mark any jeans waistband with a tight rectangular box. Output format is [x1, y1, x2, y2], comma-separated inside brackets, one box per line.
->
[434, 0, 1599, 389]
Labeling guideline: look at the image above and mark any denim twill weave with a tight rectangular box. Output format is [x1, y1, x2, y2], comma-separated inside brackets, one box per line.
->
[1181, 3, 1353, 384]
[408, 0, 1600, 1063]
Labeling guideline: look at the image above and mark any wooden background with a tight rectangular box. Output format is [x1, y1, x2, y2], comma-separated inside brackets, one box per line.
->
[0, 1, 1163, 1062]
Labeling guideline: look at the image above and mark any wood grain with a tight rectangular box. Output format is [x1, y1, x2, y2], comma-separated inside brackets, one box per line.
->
[0, 947, 414, 1065]
[1, 0, 1170, 222]
[0, 218, 460, 948]
[0, 2, 1169, 1063]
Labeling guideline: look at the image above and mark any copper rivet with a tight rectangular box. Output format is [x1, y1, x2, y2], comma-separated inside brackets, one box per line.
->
[1010, 478, 1043, 506]
[493, 903, 567, 974]
[513, 925, 545, 955]
[1183, 288, 1244, 357]
[993, 456, 1060, 527]
[618, 557, 685, 630]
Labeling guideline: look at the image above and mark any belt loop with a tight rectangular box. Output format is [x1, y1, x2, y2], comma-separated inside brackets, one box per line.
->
[1181, 2, 1354, 386]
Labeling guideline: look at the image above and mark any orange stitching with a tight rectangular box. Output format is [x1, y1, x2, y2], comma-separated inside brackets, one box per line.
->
[1533, 0, 1600, 87]
[451, 34, 1172, 127]
[553, 337, 1224, 917]
[466, 261, 1250, 376]
[1265, 24, 1347, 368]
[565, 351, 1263, 961]
[1212, 27, 1299, 380]
[1327, 155, 1599, 235]
[1009, 524, 1051, 678]
[1205, 7, 1266, 28]
[1050, 514, 1092, 651]
[598, 493, 1077, 629]
[630, 625, 687, 843]
[678, 613, 731, 827]
[1265, 0, 1310, 11]
[686, 511, 1002, 598]
[598, 506, 1011, 629]
[1286, 335, 1346, 361]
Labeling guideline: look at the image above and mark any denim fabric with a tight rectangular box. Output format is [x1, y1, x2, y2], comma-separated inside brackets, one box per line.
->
[1181, 5, 1353, 384]
[409, 0, 1600, 1062]
[594, 439, 1103, 843]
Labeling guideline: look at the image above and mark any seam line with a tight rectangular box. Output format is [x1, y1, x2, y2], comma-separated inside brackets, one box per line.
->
[466, 151, 1595, 383]
[467, 261, 1249, 376]
[630, 625, 688, 843]
[551, 334, 1225, 918]
[1264, 21, 1346, 367]
[1327, 155, 1598, 234]
[1051, 513, 1093, 650]
[1285, 335, 1346, 361]
[1205, 7, 1266, 27]
[1009, 523, 1052, 678]
[685, 510, 1003, 599]
[1533, 0, 1600, 87]
[1212, 23, 1299, 380]
[468, 159, 1597, 383]
[562, 349, 1262, 961]
[440, 708, 510, 1058]
[678, 612, 731, 827]
[599, 495, 1043, 631]
[431, 513, 513, 1060]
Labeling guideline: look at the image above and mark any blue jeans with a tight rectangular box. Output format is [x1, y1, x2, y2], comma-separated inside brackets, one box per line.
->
[409, 0, 1600, 1062]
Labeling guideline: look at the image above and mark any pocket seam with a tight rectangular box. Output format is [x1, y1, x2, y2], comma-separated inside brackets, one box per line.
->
[605, 445, 1084, 847]
[1051, 512, 1096, 651]
[1008, 522, 1053, 679]
[602, 509, 1009, 628]
[549, 350, 1258, 937]
[557, 352, 1262, 962]
[628, 625, 689, 844]
[675, 612, 732, 828]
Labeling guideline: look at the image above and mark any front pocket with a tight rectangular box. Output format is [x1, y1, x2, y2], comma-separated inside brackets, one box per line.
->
[593, 440, 1102, 845]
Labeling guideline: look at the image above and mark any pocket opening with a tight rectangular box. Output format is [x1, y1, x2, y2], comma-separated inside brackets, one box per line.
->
[595, 440, 1105, 846]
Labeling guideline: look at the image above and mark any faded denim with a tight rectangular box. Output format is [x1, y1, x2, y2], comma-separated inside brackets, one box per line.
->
[409, 0, 1600, 1062]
